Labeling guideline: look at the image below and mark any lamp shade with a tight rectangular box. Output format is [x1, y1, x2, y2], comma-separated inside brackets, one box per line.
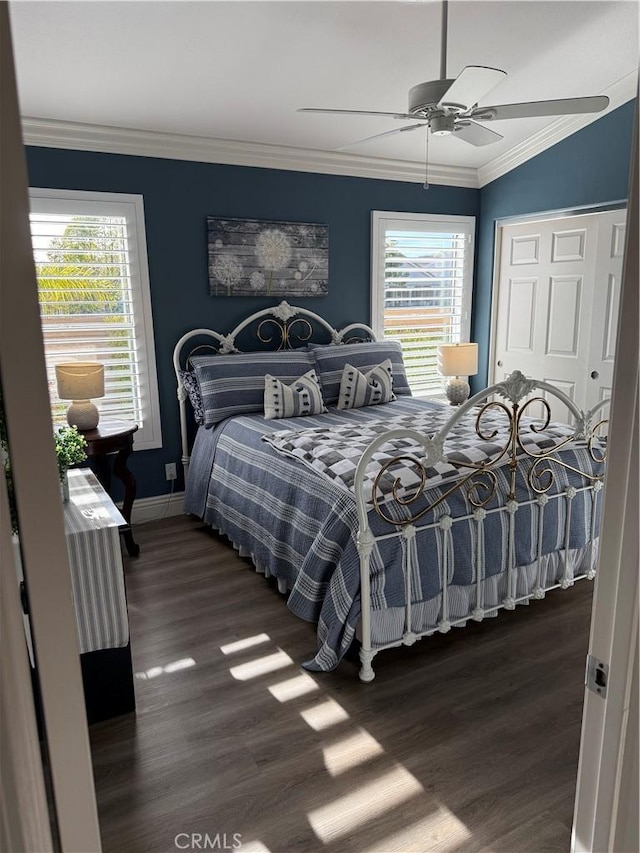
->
[437, 343, 478, 378]
[55, 362, 105, 400]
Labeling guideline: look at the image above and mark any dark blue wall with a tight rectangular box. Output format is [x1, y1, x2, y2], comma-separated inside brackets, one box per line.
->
[25, 100, 636, 496]
[26, 147, 478, 497]
[473, 100, 636, 392]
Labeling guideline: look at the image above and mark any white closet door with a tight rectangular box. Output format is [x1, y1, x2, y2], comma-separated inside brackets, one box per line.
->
[586, 210, 627, 413]
[492, 208, 627, 423]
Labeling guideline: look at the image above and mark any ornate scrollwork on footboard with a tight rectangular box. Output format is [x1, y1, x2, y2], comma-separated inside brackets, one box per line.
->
[371, 453, 506, 526]
[466, 469, 499, 508]
[366, 371, 607, 528]
[514, 398, 607, 496]
[356, 370, 608, 683]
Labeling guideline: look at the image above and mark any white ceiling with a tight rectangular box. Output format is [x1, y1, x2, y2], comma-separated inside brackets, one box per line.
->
[9, 0, 639, 183]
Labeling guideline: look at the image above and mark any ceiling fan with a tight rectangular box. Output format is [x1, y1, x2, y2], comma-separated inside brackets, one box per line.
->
[298, 0, 609, 150]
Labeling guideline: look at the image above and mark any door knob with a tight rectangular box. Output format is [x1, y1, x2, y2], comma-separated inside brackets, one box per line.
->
[497, 360, 503, 367]
[590, 370, 599, 380]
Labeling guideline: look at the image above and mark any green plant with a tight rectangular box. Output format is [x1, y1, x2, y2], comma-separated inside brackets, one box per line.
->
[2, 390, 88, 531]
[55, 426, 87, 480]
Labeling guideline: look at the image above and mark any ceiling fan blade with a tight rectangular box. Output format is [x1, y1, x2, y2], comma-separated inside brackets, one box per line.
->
[337, 124, 426, 151]
[438, 66, 507, 111]
[454, 120, 504, 147]
[298, 107, 417, 121]
[470, 95, 610, 122]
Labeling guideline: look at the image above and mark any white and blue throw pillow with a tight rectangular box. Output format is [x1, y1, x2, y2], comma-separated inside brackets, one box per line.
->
[337, 359, 395, 410]
[264, 370, 327, 420]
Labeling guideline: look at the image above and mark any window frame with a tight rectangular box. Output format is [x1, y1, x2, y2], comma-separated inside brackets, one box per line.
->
[371, 210, 476, 398]
[28, 187, 162, 451]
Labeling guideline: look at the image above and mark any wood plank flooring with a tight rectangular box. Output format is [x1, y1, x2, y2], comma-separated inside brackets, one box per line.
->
[90, 515, 594, 853]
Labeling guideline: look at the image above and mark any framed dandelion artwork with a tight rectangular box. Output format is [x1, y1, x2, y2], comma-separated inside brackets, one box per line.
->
[207, 217, 329, 297]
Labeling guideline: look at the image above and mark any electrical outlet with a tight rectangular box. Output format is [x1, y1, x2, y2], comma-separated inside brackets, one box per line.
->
[165, 463, 177, 481]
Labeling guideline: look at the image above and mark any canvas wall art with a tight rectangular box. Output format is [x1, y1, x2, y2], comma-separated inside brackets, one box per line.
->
[207, 217, 329, 297]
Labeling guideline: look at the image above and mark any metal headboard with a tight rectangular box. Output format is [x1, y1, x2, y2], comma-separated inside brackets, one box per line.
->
[173, 301, 377, 481]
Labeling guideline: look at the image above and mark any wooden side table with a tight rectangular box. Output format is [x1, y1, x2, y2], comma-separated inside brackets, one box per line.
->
[80, 419, 140, 557]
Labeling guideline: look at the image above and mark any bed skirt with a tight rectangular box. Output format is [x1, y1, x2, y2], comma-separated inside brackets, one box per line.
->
[361, 542, 596, 648]
[202, 514, 596, 664]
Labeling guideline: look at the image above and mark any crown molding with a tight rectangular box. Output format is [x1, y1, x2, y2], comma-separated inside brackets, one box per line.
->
[22, 68, 636, 192]
[21, 117, 479, 188]
[478, 70, 637, 188]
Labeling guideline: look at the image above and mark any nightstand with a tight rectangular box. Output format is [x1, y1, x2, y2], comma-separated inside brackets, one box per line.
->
[80, 419, 140, 557]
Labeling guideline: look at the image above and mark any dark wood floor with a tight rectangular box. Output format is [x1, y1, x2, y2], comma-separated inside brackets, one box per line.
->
[90, 514, 594, 853]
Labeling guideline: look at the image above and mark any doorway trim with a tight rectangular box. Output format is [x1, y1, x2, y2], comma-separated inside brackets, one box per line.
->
[571, 102, 638, 852]
[0, 7, 101, 849]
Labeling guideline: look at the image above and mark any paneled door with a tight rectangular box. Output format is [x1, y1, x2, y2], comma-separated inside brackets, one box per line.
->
[492, 208, 627, 423]
[586, 213, 628, 410]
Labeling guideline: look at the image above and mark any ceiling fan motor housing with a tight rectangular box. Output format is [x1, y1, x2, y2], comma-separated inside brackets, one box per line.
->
[430, 114, 456, 136]
[408, 79, 457, 115]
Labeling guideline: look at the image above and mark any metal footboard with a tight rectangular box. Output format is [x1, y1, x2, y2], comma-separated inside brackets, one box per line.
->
[355, 371, 608, 682]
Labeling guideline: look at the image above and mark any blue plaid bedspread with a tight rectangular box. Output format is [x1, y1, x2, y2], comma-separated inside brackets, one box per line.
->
[186, 398, 603, 671]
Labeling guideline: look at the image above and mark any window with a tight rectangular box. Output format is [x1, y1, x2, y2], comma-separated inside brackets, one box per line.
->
[29, 189, 162, 450]
[371, 211, 475, 397]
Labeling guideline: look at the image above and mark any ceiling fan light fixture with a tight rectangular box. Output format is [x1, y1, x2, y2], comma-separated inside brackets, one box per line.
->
[430, 114, 455, 136]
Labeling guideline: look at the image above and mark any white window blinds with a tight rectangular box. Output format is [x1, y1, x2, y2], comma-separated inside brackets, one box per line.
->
[372, 212, 475, 397]
[29, 190, 162, 450]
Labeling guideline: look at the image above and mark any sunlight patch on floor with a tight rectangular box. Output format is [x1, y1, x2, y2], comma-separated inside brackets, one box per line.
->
[229, 649, 293, 681]
[322, 727, 385, 776]
[135, 666, 163, 680]
[300, 698, 350, 731]
[134, 657, 196, 680]
[223, 640, 466, 853]
[163, 658, 196, 673]
[307, 764, 424, 843]
[268, 673, 319, 702]
[360, 804, 472, 853]
[221, 633, 271, 655]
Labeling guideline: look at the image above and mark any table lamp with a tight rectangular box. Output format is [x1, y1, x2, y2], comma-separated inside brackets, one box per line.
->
[55, 362, 105, 430]
[437, 343, 478, 405]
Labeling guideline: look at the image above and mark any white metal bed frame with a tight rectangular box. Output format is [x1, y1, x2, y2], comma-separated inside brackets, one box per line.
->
[174, 302, 608, 682]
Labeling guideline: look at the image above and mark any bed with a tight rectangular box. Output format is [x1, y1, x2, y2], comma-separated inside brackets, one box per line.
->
[174, 302, 608, 681]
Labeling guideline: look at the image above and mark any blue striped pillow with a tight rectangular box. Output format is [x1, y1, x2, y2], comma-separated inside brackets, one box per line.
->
[310, 341, 411, 404]
[192, 351, 317, 427]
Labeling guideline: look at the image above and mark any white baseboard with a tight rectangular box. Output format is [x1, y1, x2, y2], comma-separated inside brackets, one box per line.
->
[120, 491, 186, 525]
